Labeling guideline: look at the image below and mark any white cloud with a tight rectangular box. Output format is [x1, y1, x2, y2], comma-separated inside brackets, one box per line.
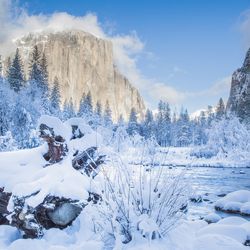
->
[187, 76, 231, 98]
[0, 0, 185, 108]
[0, 0, 232, 111]
[239, 9, 250, 48]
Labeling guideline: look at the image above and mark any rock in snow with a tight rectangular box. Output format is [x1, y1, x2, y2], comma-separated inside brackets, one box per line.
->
[0, 115, 105, 238]
[215, 190, 250, 216]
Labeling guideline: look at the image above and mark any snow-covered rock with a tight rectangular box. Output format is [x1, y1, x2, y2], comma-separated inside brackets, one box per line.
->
[215, 190, 250, 215]
[203, 213, 221, 224]
[0, 116, 105, 238]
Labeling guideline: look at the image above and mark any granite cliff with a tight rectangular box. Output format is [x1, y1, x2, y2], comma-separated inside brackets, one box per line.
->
[227, 48, 250, 123]
[12, 30, 145, 121]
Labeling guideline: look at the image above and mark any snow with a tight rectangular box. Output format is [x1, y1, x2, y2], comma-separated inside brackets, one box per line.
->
[215, 190, 250, 215]
[204, 213, 221, 223]
[38, 115, 72, 142]
[1, 115, 250, 249]
[127, 146, 250, 168]
[193, 234, 246, 250]
[1, 151, 90, 210]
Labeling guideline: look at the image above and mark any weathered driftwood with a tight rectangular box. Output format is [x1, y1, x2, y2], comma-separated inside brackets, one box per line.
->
[0, 188, 11, 225]
[39, 123, 68, 164]
[72, 147, 105, 177]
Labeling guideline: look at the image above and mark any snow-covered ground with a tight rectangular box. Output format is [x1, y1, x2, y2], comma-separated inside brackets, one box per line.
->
[0, 116, 250, 250]
[0, 216, 250, 249]
[127, 146, 250, 168]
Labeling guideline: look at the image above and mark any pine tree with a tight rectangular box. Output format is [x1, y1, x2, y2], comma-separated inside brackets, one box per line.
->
[40, 52, 49, 112]
[127, 107, 139, 136]
[78, 91, 93, 123]
[62, 98, 75, 120]
[216, 98, 225, 120]
[0, 82, 11, 136]
[155, 101, 171, 146]
[0, 55, 3, 77]
[29, 45, 43, 84]
[7, 48, 25, 92]
[176, 108, 191, 147]
[93, 101, 102, 128]
[103, 101, 113, 127]
[11, 98, 33, 149]
[142, 109, 155, 139]
[113, 114, 128, 152]
[50, 77, 61, 116]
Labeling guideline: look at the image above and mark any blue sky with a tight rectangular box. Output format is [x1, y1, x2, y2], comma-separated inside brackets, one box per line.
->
[14, 0, 250, 112]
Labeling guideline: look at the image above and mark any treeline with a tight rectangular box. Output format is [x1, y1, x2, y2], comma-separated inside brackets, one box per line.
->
[124, 98, 226, 147]
[0, 45, 227, 151]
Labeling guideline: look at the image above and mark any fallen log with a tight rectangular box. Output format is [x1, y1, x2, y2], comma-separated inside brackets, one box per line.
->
[72, 147, 105, 177]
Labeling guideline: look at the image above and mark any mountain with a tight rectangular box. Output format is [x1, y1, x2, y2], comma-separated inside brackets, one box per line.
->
[7, 30, 145, 121]
[227, 48, 250, 123]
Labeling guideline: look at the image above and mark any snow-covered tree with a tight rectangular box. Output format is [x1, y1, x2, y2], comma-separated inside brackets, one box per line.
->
[142, 109, 155, 139]
[0, 55, 3, 77]
[103, 101, 113, 128]
[92, 101, 103, 128]
[0, 82, 11, 136]
[216, 97, 225, 120]
[50, 77, 61, 116]
[62, 98, 75, 120]
[176, 108, 191, 147]
[112, 115, 129, 152]
[78, 91, 93, 123]
[11, 99, 33, 149]
[0, 131, 16, 152]
[7, 48, 25, 92]
[40, 52, 50, 113]
[193, 115, 250, 160]
[29, 45, 43, 84]
[155, 101, 171, 146]
[127, 107, 139, 136]
[193, 111, 207, 145]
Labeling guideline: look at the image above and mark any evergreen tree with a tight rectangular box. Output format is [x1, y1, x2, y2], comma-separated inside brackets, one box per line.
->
[11, 99, 33, 149]
[155, 101, 171, 146]
[78, 91, 93, 122]
[0, 82, 11, 136]
[207, 105, 215, 127]
[216, 98, 225, 120]
[40, 52, 49, 112]
[194, 111, 207, 145]
[29, 45, 43, 84]
[7, 48, 25, 92]
[93, 101, 102, 128]
[142, 109, 155, 139]
[62, 98, 75, 120]
[103, 101, 113, 127]
[127, 107, 139, 136]
[113, 115, 128, 152]
[176, 108, 191, 147]
[0, 55, 3, 77]
[171, 111, 178, 146]
[50, 77, 61, 116]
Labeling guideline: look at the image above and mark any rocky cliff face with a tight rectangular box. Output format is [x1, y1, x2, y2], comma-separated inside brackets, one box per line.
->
[227, 49, 250, 123]
[12, 30, 145, 121]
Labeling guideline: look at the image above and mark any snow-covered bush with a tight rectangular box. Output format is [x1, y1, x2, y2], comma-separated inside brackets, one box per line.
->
[92, 158, 188, 246]
[191, 116, 250, 161]
[0, 132, 17, 152]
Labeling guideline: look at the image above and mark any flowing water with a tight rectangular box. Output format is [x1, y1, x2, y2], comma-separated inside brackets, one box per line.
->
[178, 166, 250, 220]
